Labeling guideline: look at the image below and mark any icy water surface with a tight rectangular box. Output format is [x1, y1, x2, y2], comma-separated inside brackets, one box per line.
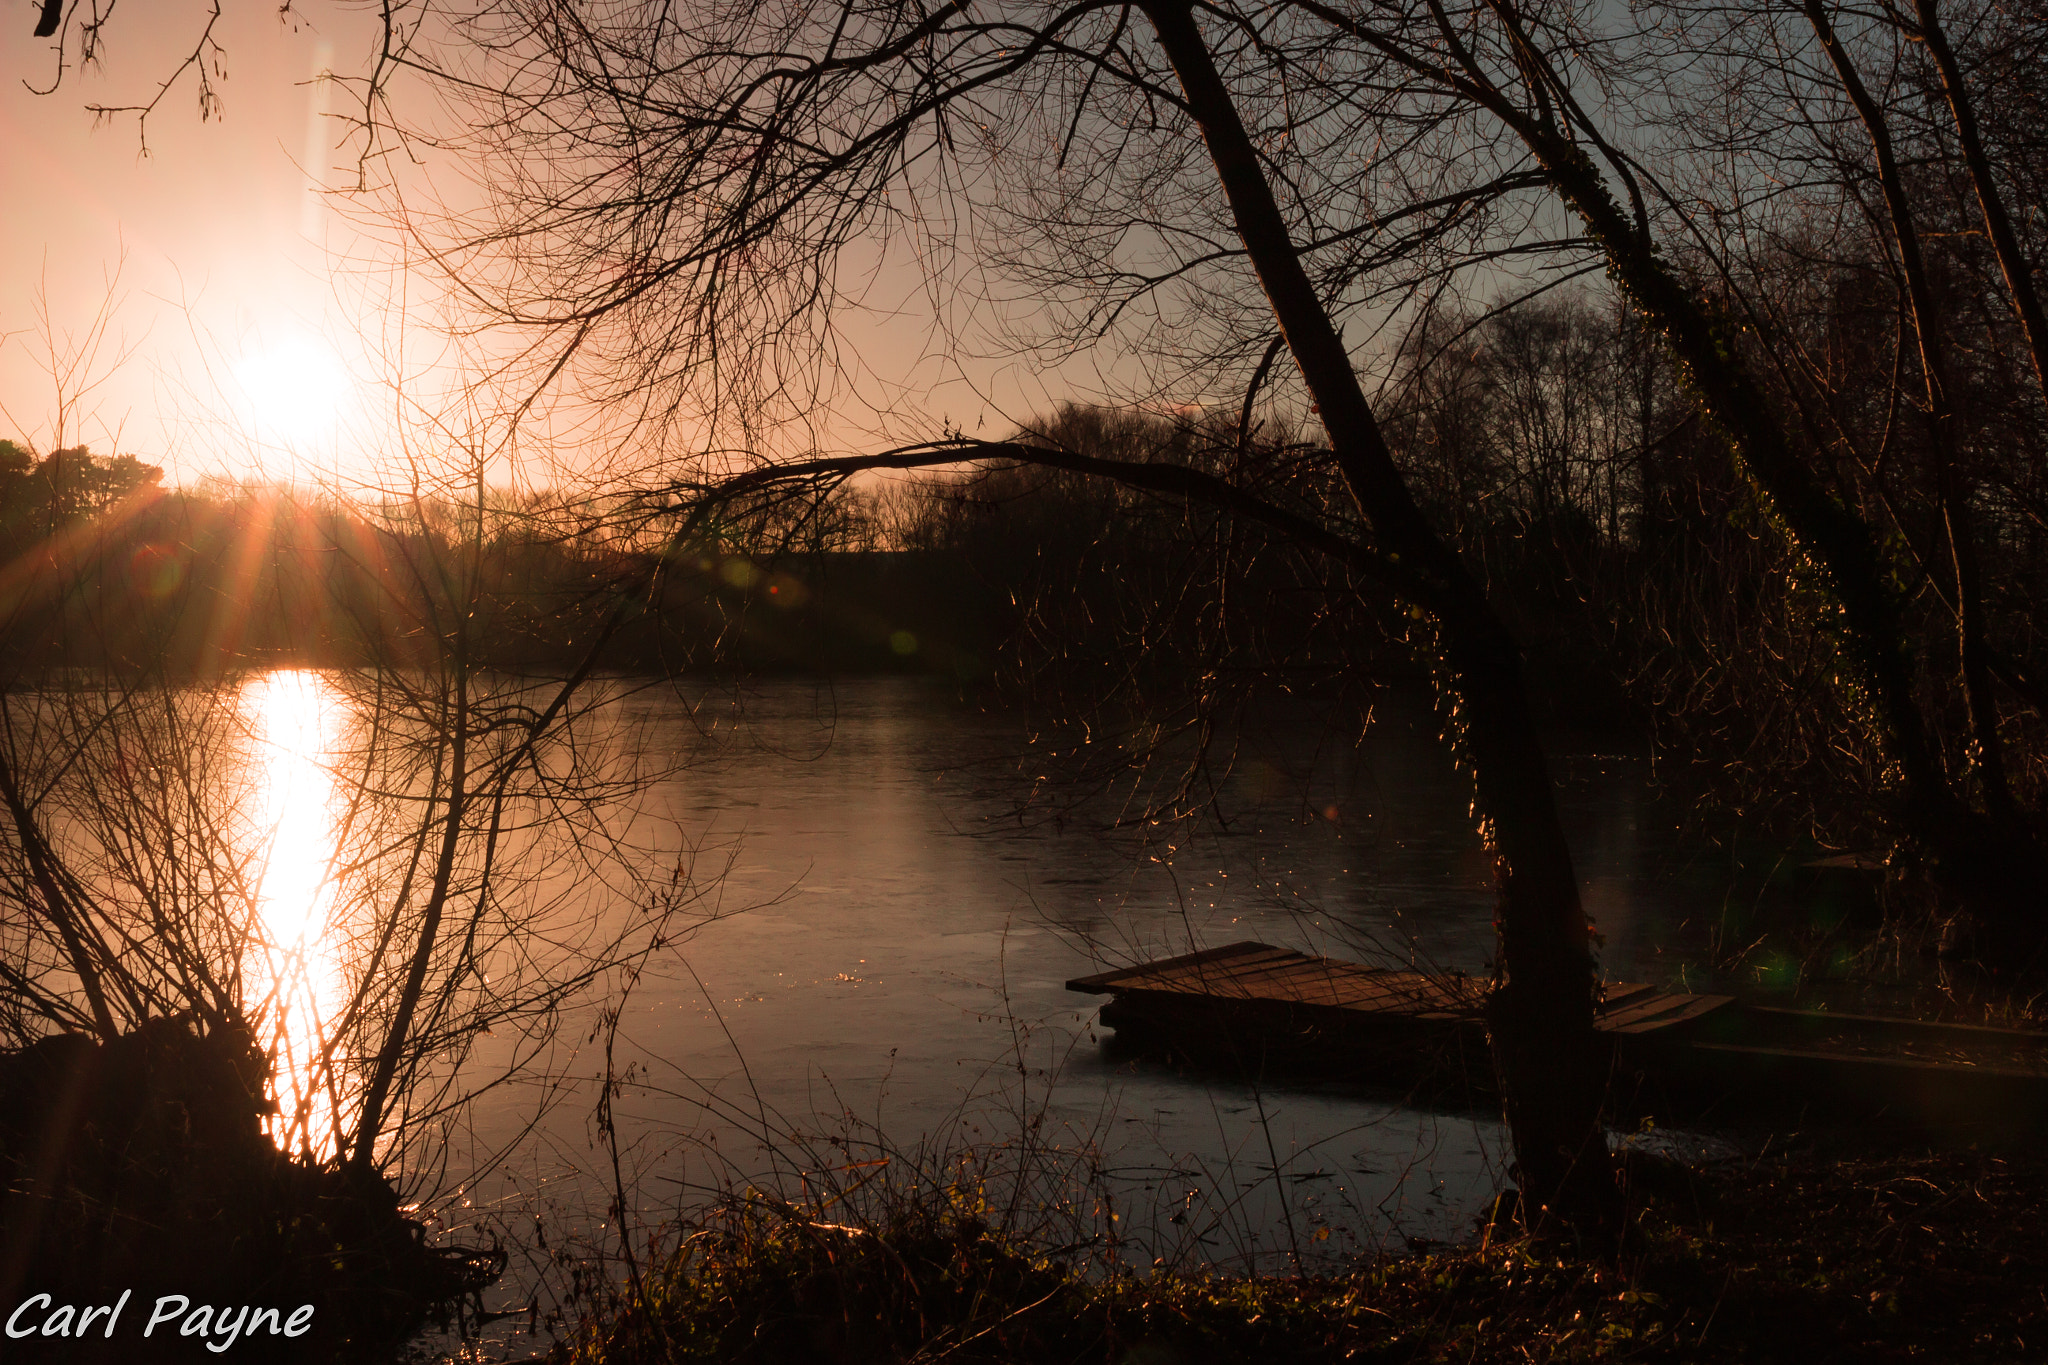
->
[353, 674, 1735, 1352]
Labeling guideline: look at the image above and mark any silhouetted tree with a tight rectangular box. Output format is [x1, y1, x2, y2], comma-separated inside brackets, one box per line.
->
[410, 0, 1625, 1222]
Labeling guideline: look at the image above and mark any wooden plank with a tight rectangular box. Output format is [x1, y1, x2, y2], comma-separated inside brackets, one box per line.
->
[1301, 976, 1461, 1014]
[1159, 956, 1475, 1014]
[1598, 991, 1722, 1032]
[1334, 976, 1482, 1014]
[1117, 962, 1354, 1006]
[1601, 981, 1658, 1009]
[1143, 946, 1314, 982]
[1593, 992, 1685, 1030]
[1244, 972, 1478, 1021]
[1192, 955, 1362, 998]
[1324, 978, 1481, 1016]
[1109, 968, 1427, 1019]
[1065, 940, 1294, 991]
[1742, 1004, 2048, 1043]
[1689, 1040, 2048, 1081]
[1065, 941, 1293, 993]
[1075, 942, 1432, 996]
[1084, 949, 1313, 997]
[1073, 945, 1693, 1035]
[1602, 994, 1734, 1035]
[1198, 951, 1332, 985]
[1075, 944, 2048, 1115]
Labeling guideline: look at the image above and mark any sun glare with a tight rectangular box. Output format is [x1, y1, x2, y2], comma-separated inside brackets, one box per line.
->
[252, 669, 341, 945]
[230, 332, 355, 447]
[242, 669, 349, 1157]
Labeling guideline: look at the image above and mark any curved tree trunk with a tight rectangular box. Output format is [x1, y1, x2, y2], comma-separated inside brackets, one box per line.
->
[1143, 0, 1614, 1221]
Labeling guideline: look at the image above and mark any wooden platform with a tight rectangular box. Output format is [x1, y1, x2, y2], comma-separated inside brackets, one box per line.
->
[1068, 941, 2048, 1130]
[1066, 939, 1734, 1037]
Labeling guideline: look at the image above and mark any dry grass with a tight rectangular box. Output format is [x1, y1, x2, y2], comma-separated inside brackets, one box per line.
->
[552, 1145, 2048, 1364]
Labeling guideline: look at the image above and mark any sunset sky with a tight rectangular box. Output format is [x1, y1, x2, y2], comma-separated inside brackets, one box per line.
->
[0, 4, 1094, 491]
[0, 3, 383, 481]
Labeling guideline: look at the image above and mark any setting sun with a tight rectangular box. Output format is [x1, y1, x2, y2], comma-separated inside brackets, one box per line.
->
[229, 332, 354, 447]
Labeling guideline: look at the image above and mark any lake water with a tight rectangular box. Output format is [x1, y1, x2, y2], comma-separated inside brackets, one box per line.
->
[324, 673, 1735, 1349]
[74, 669, 1724, 1352]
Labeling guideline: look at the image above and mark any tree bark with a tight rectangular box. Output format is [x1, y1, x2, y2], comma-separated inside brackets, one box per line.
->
[1802, 0, 2017, 827]
[1142, 0, 1614, 1221]
[1913, 0, 2048, 405]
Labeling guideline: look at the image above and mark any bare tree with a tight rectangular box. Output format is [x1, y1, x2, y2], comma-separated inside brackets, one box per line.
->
[1412, 0, 2048, 938]
[384, 0, 1638, 1222]
[0, 422, 714, 1184]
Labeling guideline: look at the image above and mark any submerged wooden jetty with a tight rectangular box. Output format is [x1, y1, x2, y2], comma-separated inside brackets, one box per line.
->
[1068, 941, 2048, 1130]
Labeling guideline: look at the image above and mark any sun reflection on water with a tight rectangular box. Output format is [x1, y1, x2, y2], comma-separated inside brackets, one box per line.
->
[240, 669, 349, 1160]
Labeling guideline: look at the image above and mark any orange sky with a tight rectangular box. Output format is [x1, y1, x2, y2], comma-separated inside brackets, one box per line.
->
[0, 3, 1138, 492]
[0, 2, 389, 481]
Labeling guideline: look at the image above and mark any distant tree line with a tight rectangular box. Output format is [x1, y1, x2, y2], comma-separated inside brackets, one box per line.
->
[0, 443, 1002, 678]
[0, 440, 164, 535]
[8, 313, 2041, 872]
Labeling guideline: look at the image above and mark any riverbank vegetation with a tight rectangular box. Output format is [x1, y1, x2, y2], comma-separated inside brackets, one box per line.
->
[554, 1144, 2047, 1364]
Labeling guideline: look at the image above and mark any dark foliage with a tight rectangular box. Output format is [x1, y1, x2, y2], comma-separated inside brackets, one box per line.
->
[557, 1149, 2047, 1364]
[0, 1020, 498, 1363]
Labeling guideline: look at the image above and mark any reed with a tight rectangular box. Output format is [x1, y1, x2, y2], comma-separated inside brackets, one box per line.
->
[551, 1144, 2048, 1364]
